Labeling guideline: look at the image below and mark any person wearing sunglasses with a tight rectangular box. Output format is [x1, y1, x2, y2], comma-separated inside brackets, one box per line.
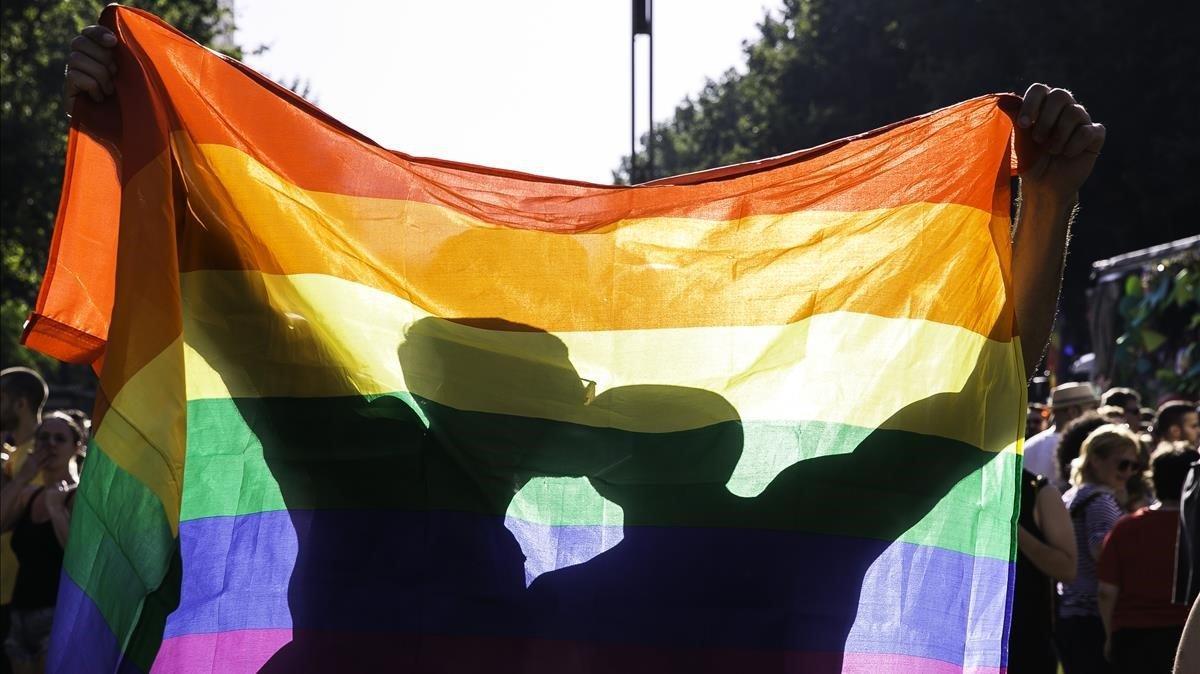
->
[0, 411, 86, 674]
[1056, 424, 1142, 673]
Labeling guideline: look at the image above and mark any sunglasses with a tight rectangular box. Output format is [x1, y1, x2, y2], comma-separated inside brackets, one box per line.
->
[36, 431, 71, 444]
[1116, 459, 1142, 473]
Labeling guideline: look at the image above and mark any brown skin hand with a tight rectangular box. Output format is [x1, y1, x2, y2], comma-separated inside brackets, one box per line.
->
[1011, 84, 1105, 378]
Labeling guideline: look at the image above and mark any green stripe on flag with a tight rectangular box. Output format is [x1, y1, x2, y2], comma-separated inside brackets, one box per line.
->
[64, 444, 178, 670]
[181, 395, 1018, 561]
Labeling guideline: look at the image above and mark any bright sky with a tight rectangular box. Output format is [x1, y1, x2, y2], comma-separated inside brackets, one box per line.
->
[234, 1, 778, 183]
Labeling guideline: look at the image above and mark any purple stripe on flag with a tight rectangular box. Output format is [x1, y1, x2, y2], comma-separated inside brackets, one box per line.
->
[165, 509, 1011, 666]
[48, 571, 130, 674]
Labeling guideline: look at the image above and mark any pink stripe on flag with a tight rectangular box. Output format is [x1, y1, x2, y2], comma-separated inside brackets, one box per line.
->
[842, 651, 1006, 673]
[152, 629, 291, 674]
[153, 631, 1008, 673]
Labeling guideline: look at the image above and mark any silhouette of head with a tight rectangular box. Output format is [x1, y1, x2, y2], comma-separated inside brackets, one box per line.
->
[584, 384, 743, 505]
[398, 316, 602, 488]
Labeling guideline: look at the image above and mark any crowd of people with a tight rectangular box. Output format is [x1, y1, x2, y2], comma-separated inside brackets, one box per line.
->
[0, 368, 89, 674]
[1013, 381, 1200, 673]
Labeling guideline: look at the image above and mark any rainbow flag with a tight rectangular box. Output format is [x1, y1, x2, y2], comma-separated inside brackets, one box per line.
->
[26, 6, 1026, 673]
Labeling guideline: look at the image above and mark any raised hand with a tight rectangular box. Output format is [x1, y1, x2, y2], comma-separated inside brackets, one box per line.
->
[1016, 83, 1106, 204]
[64, 25, 118, 113]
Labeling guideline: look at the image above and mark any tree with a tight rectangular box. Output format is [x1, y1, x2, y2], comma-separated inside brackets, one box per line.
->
[0, 0, 241, 377]
[618, 0, 1200, 374]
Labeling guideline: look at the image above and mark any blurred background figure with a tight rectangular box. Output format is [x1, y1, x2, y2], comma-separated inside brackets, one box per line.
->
[1057, 424, 1141, 673]
[1097, 444, 1199, 673]
[0, 411, 85, 674]
[1056, 411, 1109, 492]
[1010, 468, 1076, 673]
[1139, 408, 1156, 434]
[1101, 387, 1143, 428]
[1028, 403, 1050, 439]
[0, 368, 47, 674]
[1121, 455, 1154, 513]
[1179, 451, 1200, 595]
[1026, 382, 1101, 480]
[1151, 401, 1198, 452]
[1097, 405, 1129, 424]
[54, 411, 89, 473]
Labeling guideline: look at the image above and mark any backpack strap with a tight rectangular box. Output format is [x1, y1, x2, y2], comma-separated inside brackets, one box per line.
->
[1069, 490, 1104, 518]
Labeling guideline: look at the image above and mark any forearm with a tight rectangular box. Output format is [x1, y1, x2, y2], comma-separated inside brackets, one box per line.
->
[1017, 525, 1076, 581]
[1097, 582, 1118, 637]
[1012, 186, 1077, 377]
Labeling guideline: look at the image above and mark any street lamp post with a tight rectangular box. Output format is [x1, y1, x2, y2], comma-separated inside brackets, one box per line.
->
[632, 0, 653, 183]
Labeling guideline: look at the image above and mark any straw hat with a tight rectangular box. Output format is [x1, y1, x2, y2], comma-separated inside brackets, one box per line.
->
[1050, 382, 1100, 409]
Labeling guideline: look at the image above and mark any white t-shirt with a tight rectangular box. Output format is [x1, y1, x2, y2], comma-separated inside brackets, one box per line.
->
[1023, 426, 1060, 480]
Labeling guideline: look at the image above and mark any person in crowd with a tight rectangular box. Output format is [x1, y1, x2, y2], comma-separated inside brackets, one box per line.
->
[1098, 404, 1128, 424]
[0, 370, 45, 453]
[1101, 387, 1143, 428]
[1057, 424, 1142, 673]
[1122, 439, 1154, 513]
[56, 411, 89, 444]
[1097, 445, 1199, 673]
[0, 368, 47, 674]
[1122, 468, 1153, 513]
[1054, 410, 1108, 491]
[1152, 400, 1199, 451]
[1177, 455, 1200, 607]
[0, 412, 85, 674]
[1139, 408, 1156, 434]
[1028, 402, 1049, 439]
[1176, 460, 1200, 674]
[1056, 409, 1149, 511]
[1026, 382, 1100, 480]
[1092, 393, 1156, 510]
[1010, 468, 1076, 672]
[56, 410, 89, 473]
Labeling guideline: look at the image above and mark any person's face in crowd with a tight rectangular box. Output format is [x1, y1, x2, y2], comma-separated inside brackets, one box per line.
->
[1167, 411, 1200, 447]
[1055, 402, 1096, 429]
[1093, 444, 1140, 492]
[1026, 408, 1046, 438]
[34, 417, 82, 478]
[1122, 404, 1141, 429]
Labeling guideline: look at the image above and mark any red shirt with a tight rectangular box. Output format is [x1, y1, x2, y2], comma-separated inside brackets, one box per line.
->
[1097, 508, 1192, 630]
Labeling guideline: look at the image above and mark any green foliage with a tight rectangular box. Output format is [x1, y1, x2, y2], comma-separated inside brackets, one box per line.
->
[617, 0, 1199, 358]
[0, 1, 239, 376]
[1113, 256, 1200, 400]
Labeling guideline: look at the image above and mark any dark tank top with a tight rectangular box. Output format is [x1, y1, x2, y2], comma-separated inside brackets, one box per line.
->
[1008, 470, 1057, 673]
[11, 487, 67, 609]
